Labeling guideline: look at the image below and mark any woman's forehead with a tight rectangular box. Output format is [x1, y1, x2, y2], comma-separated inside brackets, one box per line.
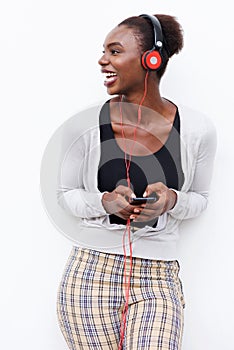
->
[103, 25, 139, 49]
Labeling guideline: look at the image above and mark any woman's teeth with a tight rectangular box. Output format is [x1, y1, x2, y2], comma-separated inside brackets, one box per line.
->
[103, 72, 118, 87]
[104, 72, 117, 79]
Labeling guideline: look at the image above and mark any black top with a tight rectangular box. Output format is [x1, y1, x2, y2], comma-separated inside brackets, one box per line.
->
[97, 100, 184, 228]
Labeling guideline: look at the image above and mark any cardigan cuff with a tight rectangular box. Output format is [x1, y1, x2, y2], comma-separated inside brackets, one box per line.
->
[167, 189, 186, 219]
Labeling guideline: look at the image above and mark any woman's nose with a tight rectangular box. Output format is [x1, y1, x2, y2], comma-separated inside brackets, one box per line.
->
[98, 52, 109, 66]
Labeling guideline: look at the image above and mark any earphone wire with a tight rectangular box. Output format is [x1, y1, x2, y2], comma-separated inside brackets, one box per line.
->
[119, 71, 149, 186]
[118, 71, 149, 349]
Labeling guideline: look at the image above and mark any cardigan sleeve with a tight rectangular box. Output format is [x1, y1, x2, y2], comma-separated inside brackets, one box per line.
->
[57, 127, 108, 219]
[167, 115, 217, 220]
[58, 188, 108, 219]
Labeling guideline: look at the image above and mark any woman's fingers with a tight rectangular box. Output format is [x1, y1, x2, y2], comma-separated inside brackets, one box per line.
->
[130, 196, 165, 221]
[142, 182, 177, 215]
[102, 185, 138, 219]
[115, 185, 136, 201]
[144, 182, 166, 197]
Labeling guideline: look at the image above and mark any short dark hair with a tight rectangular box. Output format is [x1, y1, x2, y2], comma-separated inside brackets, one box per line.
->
[118, 14, 184, 80]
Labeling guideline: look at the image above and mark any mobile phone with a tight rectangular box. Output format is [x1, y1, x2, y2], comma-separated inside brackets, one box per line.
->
[129, 194, 158, 206]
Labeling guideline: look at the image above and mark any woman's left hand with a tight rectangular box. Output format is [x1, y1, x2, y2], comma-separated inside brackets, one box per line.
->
[130, 182, 177, 222]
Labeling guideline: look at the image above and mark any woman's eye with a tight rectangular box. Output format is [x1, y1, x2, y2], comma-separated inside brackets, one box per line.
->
[111, 49, 120, 55]
[101, 49, 120, 55]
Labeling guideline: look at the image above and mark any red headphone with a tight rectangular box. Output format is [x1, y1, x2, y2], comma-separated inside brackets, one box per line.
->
[140, 14, 165, 71]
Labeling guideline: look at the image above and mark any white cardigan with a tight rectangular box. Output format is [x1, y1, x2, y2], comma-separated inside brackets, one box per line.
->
[57, 101, 217, 260]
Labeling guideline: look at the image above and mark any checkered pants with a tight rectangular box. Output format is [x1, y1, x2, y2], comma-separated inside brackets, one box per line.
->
[57, 247, 185, 349]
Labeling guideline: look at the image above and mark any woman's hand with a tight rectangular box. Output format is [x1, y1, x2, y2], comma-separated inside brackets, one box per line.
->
[101, 185, 137, 221]
[130, 182, 177, 222]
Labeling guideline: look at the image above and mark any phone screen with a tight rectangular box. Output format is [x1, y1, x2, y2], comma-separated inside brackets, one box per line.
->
[129, 195, 158, 205]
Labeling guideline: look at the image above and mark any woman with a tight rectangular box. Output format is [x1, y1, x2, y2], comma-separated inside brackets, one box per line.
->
[56, 14, 217, 349]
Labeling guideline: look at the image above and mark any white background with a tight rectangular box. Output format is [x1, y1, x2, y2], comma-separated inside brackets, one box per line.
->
[1, 0, 233, 349]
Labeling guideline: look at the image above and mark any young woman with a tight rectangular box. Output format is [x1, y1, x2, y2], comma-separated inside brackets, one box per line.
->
[56, 14, 217, 349]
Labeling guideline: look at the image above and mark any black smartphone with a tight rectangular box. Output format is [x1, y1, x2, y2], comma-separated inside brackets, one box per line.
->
[129, 194, 158, 206]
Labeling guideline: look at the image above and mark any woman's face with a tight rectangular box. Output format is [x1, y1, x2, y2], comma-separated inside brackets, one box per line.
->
[98, 25, 146, 96]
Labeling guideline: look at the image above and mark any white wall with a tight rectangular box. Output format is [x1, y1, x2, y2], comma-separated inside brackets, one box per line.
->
[1, 0, 233, 349]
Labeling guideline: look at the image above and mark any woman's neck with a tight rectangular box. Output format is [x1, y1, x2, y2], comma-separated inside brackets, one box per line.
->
[110, 73, 176, 125]
[113, 93, 175, 126]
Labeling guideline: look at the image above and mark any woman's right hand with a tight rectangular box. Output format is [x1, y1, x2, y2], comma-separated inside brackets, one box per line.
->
[101, 185, 136, 220]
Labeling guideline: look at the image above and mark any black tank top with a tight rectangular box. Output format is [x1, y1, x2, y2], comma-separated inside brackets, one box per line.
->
[97, 100, 184, 228]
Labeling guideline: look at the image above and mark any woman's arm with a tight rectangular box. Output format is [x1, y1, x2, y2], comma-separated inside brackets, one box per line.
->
[57, 129, 108, 219]
[57, 123, 140, 221]
[167, 117, 217, 220]
[130, 117, 217, 223]
[58, 188, 108, 219]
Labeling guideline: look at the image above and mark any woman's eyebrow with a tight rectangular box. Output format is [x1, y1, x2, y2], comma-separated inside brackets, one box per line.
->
[104, 42, 124, 48]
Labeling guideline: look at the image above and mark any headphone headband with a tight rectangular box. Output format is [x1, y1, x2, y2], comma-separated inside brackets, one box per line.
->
[139, 14, 164, 51]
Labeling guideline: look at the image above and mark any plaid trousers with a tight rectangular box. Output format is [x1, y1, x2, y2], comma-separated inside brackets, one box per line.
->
[57, 246, 185, 349]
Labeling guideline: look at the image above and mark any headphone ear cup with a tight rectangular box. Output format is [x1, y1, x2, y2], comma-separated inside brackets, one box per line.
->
[141, 50, 162, 70]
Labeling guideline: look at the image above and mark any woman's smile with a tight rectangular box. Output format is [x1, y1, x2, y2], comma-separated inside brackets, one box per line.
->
[101, 69, 118, 87]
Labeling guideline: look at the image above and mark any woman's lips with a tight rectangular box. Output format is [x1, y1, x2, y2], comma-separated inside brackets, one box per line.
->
[104, 75, 118, 87]
[103, 72, 118, 87]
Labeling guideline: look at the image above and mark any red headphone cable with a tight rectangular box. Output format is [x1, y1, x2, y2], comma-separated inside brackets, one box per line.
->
[118, 71, 149, 349]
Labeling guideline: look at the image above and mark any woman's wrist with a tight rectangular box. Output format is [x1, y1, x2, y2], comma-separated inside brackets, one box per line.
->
[168, 189, 177, 211]
[101, 192, 110, 212]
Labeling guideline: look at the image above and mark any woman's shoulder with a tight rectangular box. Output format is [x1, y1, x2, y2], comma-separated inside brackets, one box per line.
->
[58, 100, 108, 152]
[177, 103, 217, 140]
